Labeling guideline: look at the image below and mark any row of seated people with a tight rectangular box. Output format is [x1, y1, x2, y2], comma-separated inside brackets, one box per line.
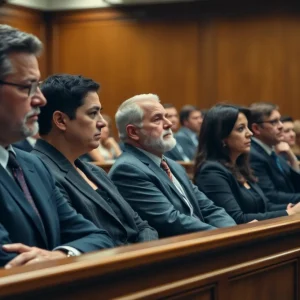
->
[1, 24, 300, 270]
[14, 103, 203, 164]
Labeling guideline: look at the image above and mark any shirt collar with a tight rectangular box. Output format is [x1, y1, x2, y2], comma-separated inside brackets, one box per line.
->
[252, 137, 273, 156]
[136, 148, 164, 167]
[0, 145, 16, 169]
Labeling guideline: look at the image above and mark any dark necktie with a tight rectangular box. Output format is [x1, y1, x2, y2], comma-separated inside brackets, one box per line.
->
[160, 159, 173, 181]
[270, 151, 284, 174]
[7, 151, 43, 221]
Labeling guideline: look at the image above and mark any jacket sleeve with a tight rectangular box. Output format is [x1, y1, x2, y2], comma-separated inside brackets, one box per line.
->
[195, 163, 287, 224]
[39, 160, 115, 252]
[109, 163, 218, 238]
[250, 158, 300, 204]
[0, 223, 19, 267]
[53, 186, 115, 252]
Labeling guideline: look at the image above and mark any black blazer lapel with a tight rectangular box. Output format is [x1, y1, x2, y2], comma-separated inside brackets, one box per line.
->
[68, 161, 128, 232]
[250, 182, 268, 210]
[0, 163, 48, 247]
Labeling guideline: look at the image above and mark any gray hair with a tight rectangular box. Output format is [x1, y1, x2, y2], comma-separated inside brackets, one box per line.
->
[0, 25, 43, 79]
[115, 94, 160, 142]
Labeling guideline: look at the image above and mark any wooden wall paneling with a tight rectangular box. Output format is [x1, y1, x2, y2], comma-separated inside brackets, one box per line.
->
[0, 4, 48, 78]
[229, 260, 298, 300]
[214, 15, 286, 108]
[281, 15, 300, 120]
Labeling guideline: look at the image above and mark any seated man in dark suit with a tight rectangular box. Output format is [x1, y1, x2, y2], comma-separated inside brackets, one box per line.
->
[163, 104, 190, 162]
[109, 94, 236, 238]
[175, 105, 203, 160]
[32, 74, 158, 246]
[249, 102, 300, 205]
[0, 25, 114, 269]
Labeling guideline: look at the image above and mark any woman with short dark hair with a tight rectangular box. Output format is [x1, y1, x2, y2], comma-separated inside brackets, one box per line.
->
[194, 104, 300, 224]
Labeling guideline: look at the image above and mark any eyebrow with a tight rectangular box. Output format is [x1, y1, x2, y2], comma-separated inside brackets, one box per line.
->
[87, 106, 101, 111]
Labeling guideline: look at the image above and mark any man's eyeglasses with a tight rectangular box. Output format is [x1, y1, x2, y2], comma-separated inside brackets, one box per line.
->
[0, 80, 42, 97]
[256, 118, 282, 127]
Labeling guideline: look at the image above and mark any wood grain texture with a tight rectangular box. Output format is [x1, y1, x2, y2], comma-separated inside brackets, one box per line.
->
[0, 4, 48, 78]
[0, 215, 300, 299]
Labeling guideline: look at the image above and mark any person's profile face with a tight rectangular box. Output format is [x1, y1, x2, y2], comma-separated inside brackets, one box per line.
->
[257, 110, 283, 146]
[224, 113, 253, 157]
[185, 110, 203, 133]
[282, 121, 296, 146]
[0, 52, 46, 146]
[165, 107, 179, 131]
[136, 101, 176, 156]
[64, 92, 106, 154]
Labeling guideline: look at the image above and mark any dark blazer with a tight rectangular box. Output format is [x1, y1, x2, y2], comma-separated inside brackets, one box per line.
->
[0, 148, 114, 267]
[175, 127, 198, 160]
[13, 139, 33, 152]
[250, 140, 300, 204]
[109, 144, 236, 238]
[195, 161, 287, 224]
[165, 144, 190, 161]
[32, 140, 158, 245]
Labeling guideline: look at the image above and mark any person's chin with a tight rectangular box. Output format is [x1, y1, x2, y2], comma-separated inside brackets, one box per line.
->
[244, 146, 251, 153]
[90, 140, 101, 148]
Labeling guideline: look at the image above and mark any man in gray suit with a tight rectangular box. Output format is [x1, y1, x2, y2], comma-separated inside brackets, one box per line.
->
[109, 94, 236, 238]
[175, 105, 203, 160]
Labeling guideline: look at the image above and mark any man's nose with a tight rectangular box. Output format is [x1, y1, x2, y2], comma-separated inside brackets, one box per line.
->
[32, 88, 47, 107]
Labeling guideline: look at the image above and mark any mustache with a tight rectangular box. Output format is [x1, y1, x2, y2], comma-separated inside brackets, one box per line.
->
[24, 108, 40, 120]
[162, 129, 173, 136]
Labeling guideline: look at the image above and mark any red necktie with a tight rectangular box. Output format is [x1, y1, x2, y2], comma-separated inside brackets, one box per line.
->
[160, 159, 173, 181]
[7, 151, 43, 221]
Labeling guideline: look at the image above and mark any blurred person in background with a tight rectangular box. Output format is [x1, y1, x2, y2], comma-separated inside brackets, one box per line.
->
[291, 120, 300, 159]
[176, 105, 203, 160]
[89, 114, 122, 162]
[163, 104, 189, 161]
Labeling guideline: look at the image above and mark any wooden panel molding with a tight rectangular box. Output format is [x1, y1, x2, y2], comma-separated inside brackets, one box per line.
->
[0, 216, 300, 299]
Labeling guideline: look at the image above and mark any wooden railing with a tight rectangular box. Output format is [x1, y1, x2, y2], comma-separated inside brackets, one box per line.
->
[0, 215, 300, 299]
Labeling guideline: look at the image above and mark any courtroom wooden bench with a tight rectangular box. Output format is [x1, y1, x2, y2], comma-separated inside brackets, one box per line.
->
[0, 215, 300, 300]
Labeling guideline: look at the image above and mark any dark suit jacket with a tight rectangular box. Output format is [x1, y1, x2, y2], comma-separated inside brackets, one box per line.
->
[195, 161, 287, 224]
[175, 127, 198, 160]
[32, 140, 158, 245]
[0, 148, 114, 267]
[109, 144, 236, 238]
[13, 139, 33, 152]
[165, 144, 190, 161]
[250, 140, 300, 204]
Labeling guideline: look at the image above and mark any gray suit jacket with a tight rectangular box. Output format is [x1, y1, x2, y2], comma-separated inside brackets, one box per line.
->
[109, 144, 236, 238]
[175, 127, 198, 160]
[32, 139, 158, 245]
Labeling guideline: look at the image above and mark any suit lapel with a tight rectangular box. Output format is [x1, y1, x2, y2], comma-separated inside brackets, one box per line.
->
[0, 161, 48, 247]
[35, 140, 128, 233]
[255, 143, 295, 191]
[249, 182, 268, 210]
[124, 145, 193, 211]
[77, 162, 131, 229]
[66, 167, 125, 227]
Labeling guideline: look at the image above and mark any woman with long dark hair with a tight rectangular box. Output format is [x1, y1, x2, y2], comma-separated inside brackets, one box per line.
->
[194, 104, 300, 224]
